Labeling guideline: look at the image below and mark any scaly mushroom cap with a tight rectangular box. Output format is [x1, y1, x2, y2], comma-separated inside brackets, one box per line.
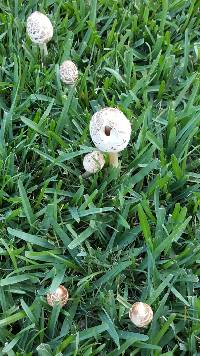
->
[129, 302, 153, 327]
[27, 11, 53, 44]
[47, 285, 69, 307]
[59, 60, 78, 85]
[83, 151, 105, 173]
[89, 108, 131, 153]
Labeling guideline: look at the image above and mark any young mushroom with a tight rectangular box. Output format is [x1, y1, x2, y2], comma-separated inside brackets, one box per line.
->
[47, 285, 69, 307]
[89, 107, 131, 167]
[129, 302, 153, 327]
[83, 151, 105, 175]
[59, 60, 78, 85]
[26, 11, 53, 56]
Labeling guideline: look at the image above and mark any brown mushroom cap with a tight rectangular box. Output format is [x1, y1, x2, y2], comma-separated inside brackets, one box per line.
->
[47, 285, 69, 307]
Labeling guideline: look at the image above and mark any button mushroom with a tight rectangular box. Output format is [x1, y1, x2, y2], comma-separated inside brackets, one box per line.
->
[89, 107, 131, 167]
[83, 151, 105, 175]
[59, 60, 78, 85]
[47, 285, 69, 307]
[129, 302, 153, 327]
[27, 11, 53, 56]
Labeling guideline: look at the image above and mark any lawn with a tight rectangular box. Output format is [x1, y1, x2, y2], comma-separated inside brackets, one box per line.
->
[0, 0, 200, 355]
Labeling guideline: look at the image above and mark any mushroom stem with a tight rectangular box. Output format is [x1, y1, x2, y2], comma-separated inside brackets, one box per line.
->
[39, 43, 48, 57]
[82, 171, 92, 178]
[43, 43, 48, 56]
[109, 152, 118, 167]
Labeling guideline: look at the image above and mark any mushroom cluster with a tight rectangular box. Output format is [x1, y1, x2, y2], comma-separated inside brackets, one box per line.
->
[46, 286, 154, 329]
[26, 11, 79, 84]
[26, 8, 155, 337]
[26, 12, 132, 171]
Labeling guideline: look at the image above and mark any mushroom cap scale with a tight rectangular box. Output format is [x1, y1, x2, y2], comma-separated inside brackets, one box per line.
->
[47, 285, 69, 307]
[59, 60, 78, 85]
[129, 302, 153, 327]
[89, 108, 131, 153]
[27, 11, 53, 44]
[83, 151, 105, 173]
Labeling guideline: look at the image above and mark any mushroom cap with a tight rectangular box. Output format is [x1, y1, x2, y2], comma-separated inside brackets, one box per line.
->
[59, 60, 78, 85]
[129, 302, 153, 327]
[89, 108, 131, 153]
[27, 11, 53, 44]
[47, 285, 69, 307]
[83, 151, 105, 173]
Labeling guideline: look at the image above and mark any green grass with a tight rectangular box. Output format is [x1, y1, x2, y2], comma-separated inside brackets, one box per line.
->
[0, 0, 200, 354]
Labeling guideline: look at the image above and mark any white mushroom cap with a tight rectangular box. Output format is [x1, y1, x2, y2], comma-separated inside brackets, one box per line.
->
[27, 11, 53, 44]
[59, 60, 78, 85]
[47, 285, 69, 307]
[89, 108, 131, 153]
[83, 151, 105, 173]
[129, 302, 153, 327]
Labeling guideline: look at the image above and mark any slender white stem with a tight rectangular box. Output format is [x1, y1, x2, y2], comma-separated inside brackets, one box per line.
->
[39, 43, 48, 57]
[82, 171, 92, 178]
[43, 43, 48, 56]
[109, 152, 118, 167]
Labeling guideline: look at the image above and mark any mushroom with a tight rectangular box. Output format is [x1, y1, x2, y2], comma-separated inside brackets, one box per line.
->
[83, 151, 105, 175]
[26, 11, 53, 56]
[59, 60, 78, 85]
[47, 285, 69, 307]
[89, 107, 131, 167]
[129, 302, 153, 327]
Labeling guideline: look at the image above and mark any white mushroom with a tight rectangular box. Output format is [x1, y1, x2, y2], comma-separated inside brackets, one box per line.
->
[59, 60, 78, 85]
[89, 107, 131, 167]
[129, 302, 153, 327]
[27, 11, 53, 56]
[47, 285, 69, 307]
[83, 151, 105, 174]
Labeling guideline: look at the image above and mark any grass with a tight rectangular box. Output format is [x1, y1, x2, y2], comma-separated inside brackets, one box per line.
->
[0, 0, 200, 354]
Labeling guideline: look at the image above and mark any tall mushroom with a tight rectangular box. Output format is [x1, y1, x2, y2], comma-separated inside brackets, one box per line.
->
[89, 108, 131, 167]
[27, 11, 53, 56]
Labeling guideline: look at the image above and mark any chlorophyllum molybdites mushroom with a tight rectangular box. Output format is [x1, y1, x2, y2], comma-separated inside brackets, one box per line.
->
[89, 107, 131, 167]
